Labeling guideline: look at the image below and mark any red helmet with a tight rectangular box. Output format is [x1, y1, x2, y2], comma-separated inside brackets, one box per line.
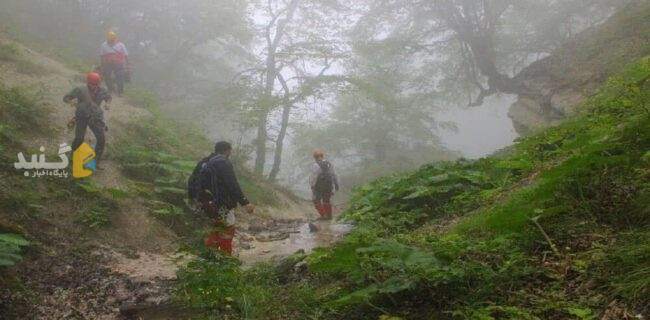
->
[87, 72, 101, 85]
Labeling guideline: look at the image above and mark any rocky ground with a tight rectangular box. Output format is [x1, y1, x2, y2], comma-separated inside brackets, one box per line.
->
[0, 214, 350, 319]
[0, 242, 174, 319]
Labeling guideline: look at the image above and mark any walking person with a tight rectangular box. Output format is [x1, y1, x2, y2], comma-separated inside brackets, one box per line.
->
[310, 149, 340, 219]
[63, 72, 111, 167]
[188, 141, 255, 255]
[100, 31, 129, 96]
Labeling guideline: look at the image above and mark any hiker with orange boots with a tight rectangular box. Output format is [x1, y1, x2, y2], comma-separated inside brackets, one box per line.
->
[188, 141, 255, 255]
[310, 149, 340, 219]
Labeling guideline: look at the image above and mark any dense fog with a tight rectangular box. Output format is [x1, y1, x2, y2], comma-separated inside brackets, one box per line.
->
[0, 0, 627, 197]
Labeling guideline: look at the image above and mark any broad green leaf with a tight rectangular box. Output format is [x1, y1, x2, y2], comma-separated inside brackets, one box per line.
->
[0, 233, 29, 246]
[79, 181, 102, 193]
[427, 174, 449, 184]
[402, 187, 432, 200]
[106, 188, 130, 199]
[329, 284, 378, 307]
[567, 307, 596, 320]
[0, 257, 17, 266]
[0, 252, 22, 261]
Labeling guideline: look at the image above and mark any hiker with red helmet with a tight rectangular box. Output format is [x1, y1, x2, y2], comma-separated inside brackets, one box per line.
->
[63, 72, 111, 167]
[309, 149, 340, 219]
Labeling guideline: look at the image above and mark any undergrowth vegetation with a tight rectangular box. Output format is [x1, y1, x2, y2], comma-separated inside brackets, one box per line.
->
[0, 233, 29, 266]
[0, 84, 53, 148]
[111, 89, 278, 241]
[176, 57, 650, 319]
[0, 81, 120, 286]
[0, 42, 47, 75]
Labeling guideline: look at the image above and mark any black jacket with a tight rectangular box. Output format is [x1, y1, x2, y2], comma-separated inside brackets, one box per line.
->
[63, 85, 111, 106]
[189, 154, 249, 210]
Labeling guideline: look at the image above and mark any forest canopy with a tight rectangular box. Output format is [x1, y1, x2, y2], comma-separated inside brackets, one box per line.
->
[0, 0, 630, 192]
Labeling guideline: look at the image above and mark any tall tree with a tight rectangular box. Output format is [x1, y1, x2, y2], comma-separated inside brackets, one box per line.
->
[292, 37, 459, 192]
[354, 0, 625, 107]
[253, 0, 299, 175]
[237, 0, 350, 178]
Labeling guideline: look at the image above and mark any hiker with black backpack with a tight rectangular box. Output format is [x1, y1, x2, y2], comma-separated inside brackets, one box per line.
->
[309, 149, 340, 220]
[63, 72, 111, 167]
[188, 141, 254, 255]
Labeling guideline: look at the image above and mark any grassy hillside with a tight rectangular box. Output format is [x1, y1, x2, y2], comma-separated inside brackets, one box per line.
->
[173, 56, 650, 319]
[0, 34, 304, 318]
[0, 35, 287, 239]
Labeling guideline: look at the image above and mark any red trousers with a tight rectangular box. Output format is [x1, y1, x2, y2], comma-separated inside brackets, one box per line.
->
[313, 192, 333, 219]
[205, 221, 236, 255]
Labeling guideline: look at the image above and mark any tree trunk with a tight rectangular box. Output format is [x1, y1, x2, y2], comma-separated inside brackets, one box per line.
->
[269, 58, 331, 181]
[436, 0, 523, 105]
[254, 51, 276, 175]
[268, 101, 292, 182]
[253, 0, 299, 175]
[268, 73, 294, 182]
[254, 112, 269, 175]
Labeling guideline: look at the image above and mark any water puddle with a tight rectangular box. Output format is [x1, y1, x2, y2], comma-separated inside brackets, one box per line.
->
[237, 219, 353, 265]
[117, 219, 352, 318]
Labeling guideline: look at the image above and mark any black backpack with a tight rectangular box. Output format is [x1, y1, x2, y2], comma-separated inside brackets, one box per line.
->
[188, 155, 216, 202]
[315, 161, 334, 193]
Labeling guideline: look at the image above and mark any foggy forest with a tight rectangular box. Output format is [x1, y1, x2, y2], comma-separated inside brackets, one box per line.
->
[0, 0, 649, 319]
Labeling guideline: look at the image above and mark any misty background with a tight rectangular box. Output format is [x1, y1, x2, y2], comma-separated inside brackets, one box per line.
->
[0, 0, 628, 198]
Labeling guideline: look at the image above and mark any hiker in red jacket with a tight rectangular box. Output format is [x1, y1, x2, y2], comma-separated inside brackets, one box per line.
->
[309, 149, 340, 219]
[100, 31, 129, 96]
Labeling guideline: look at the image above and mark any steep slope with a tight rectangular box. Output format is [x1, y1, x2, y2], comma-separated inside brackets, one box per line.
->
[509, 0, 650, 134]
[0, 32, 176, 251]
[0, 32, 316, 319]
[168, 57, 650, 319]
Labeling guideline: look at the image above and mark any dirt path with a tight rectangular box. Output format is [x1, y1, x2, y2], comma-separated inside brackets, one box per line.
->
[2, 36, 178, 255]
[1, 34, 352, 318]
[1, 35, 185, 311]
[1, 35, 345, 265]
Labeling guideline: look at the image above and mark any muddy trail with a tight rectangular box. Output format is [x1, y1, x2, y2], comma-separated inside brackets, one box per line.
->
[120, 213, 353, 320]
[236, 209, 352, 266]
[0, 33, 352, 319]
[2, 210, 351, 319]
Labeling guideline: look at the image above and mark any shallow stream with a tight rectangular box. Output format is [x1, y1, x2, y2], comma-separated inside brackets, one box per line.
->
[237, 218, 353, 265]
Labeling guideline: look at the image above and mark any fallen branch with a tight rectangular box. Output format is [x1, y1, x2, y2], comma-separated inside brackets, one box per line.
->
[530, 215, 561, 258]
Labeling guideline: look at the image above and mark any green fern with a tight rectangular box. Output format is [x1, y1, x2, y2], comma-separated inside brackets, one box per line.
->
[0, 233, 29, 266]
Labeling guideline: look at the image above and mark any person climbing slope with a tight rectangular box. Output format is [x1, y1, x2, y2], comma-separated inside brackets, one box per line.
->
[188, 141, 255, 255]
[309, 149, 340, 219]
[63, 72, 111, 167]
[100, 31, 129, 96]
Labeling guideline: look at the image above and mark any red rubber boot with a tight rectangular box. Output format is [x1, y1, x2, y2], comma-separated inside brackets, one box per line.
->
[323, 203, 333, 219]
[205, 223, 236, 255]
[313, 201, 326, 218]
